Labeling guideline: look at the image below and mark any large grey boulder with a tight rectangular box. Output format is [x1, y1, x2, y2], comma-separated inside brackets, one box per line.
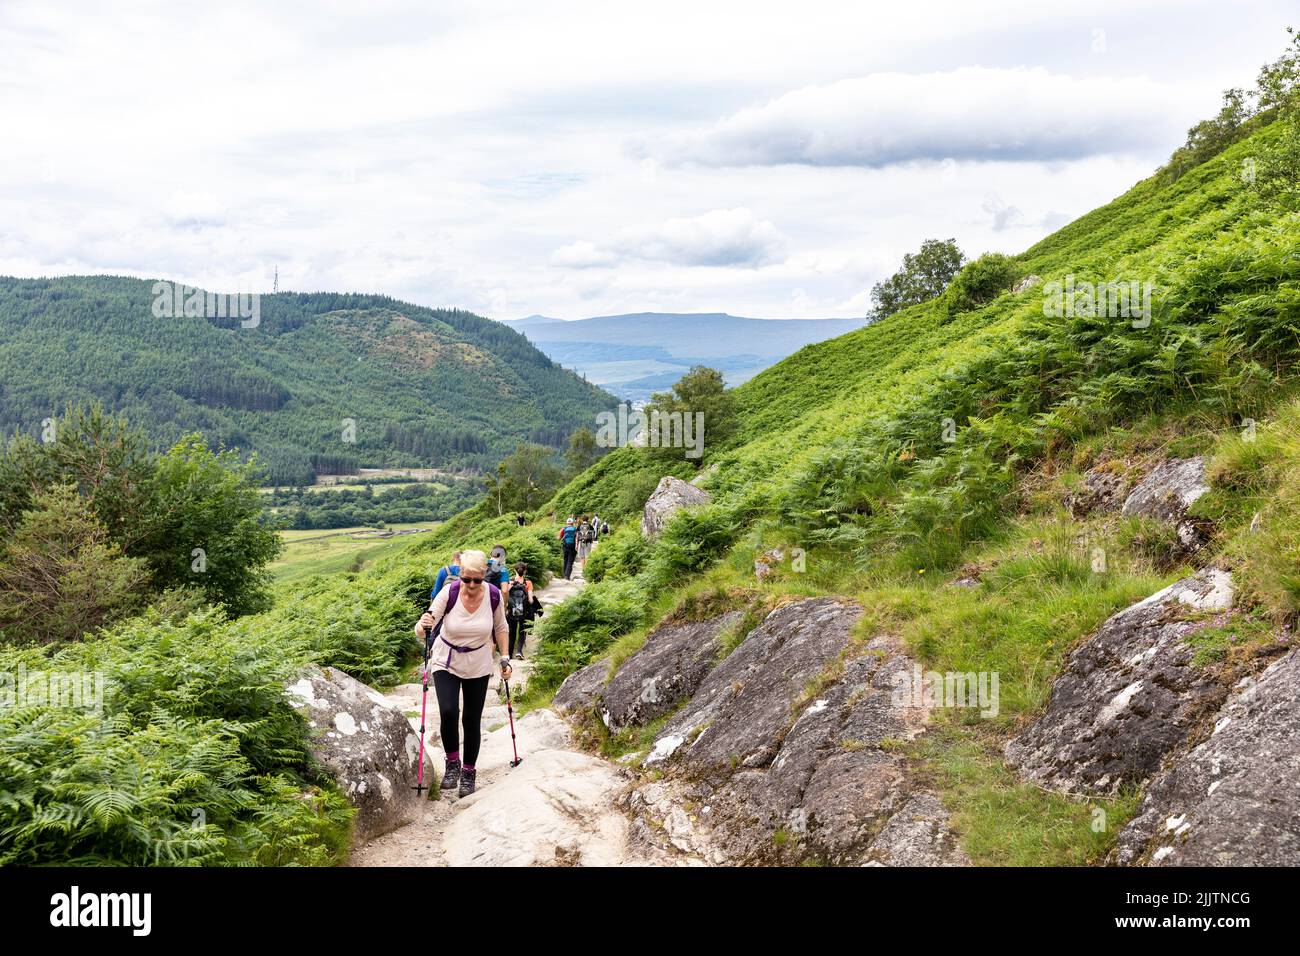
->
[601, 612, 741, 729]
[646, 598, 863, 774]
[723, 642, 932, 864]
[286, 665, 434, 844]
[641, 476, 711, 538]
[1121, 457, 1211, 550]
[551, 659, 607, 715]
[632, 611, 964, 865]
[1113, 648, 1300, 866]
[1005, 569, 1234, 796]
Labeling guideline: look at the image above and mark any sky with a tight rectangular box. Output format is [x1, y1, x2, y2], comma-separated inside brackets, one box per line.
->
[0, 1, 1294, 321]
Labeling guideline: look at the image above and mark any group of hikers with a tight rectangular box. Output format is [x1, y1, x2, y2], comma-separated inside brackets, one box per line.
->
[557, 512, 607, 579]
[410, 514, 605, 798]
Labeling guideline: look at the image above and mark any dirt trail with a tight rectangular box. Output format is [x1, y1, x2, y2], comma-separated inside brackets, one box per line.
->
[350, 556, 668, 866]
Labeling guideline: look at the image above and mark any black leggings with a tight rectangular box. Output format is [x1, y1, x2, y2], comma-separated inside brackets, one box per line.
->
[432, 670, 490, 767]
[508, 617, 528, 657]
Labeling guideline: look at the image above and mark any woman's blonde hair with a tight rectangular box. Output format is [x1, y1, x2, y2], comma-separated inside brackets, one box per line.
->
[459, 549, 487, 574]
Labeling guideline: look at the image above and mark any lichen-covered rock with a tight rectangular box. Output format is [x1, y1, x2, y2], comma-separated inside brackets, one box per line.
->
[1067, 466, 1130, 517]
[646, 598, 863, 774]
[1121, 457, 1211, 551]
[624, 780, 722, 865]
[551, 659, 607, 714]
[633, 600, 961, 865]
[1112, 648, 1300, 866]
[601, 612, 740, 728]
[1013, 274, 1043, 294]
[641, 476, 711, 538]
[1005, 569, 1234, 796]
[863, 794, 972, 867]
[286, 665, 434, 844]
[719, 642, 931, 863]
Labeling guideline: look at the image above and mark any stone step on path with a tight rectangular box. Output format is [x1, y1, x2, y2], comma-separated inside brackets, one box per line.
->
[351, 554, 680, 866]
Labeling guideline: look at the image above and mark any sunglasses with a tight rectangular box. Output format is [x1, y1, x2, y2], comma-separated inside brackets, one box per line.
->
[460, 576, 484, 585]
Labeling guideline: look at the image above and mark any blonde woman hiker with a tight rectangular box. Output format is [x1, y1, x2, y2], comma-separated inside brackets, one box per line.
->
[414, 549, 511, 797]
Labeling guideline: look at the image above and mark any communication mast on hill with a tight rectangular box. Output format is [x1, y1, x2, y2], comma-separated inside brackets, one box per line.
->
[273, 266, 279, 294]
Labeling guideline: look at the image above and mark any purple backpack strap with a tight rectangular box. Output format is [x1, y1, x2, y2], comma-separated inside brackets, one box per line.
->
[431, 581, 461, 640]
[488, 583, 500, 613]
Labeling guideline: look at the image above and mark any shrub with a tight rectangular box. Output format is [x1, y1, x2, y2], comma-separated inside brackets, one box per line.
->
[0, 608, 352, 865]
[0, 485, 150, 645]
[644, 500, 751, 588]
[0, 406, 281, 620]
[584, 523, 650, 582]
[524, 577, 646, 696]
[941, 253, 1019, 317]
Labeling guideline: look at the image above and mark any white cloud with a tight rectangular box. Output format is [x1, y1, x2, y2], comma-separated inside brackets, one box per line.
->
[0, 0, 1295, 321]
[654, 67, 1190, 168]
[551, 240, 618, 269]
[555, 208, 785, 269]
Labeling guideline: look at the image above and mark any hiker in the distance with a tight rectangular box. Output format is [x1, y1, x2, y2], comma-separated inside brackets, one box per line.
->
[414, 549, 510, 798]
[505, 561, 543, 660]
[516, 513, 526, 527]
[591, 512, 601, 541]
[577, 515, 594, 562]
[488, 545, 510, 588]
[431, 551, 462, 599]
[557, 517, 578, 579]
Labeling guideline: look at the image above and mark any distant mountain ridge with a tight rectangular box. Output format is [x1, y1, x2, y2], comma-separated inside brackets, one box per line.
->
[503, 312, 871, 399]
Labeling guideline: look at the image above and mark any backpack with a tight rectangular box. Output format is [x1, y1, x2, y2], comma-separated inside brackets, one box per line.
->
[601, 521, 609, 535]
[561, 526, 577, 546]
[579, 521, 593, 542]
[430, 564, 460, 599]
[507, 580, 529, 620]
[427, 580, 500, 642]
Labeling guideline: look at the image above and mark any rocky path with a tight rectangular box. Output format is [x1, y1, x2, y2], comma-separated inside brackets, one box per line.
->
[350, 558, 670, 867]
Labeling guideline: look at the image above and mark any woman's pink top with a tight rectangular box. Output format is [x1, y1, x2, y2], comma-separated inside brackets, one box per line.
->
[426, 584, 508, 679]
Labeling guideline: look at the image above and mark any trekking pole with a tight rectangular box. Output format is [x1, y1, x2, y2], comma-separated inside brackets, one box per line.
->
[502, 664, 522, 768]
[413, 627, 434, 795]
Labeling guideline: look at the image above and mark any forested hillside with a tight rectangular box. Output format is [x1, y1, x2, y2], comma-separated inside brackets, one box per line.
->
[0, 277, 616, 484]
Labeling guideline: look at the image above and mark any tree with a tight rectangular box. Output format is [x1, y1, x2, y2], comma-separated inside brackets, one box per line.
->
[1254, 28, 1300, 205]
[565, 426, 600, 476]
[0, 485, 150, 645]
[644, 365, 737, 465]
[135, 436, 283, 616]
[484, 443, 563, 515]
[1162, 88, 1254, 180]
[0, 405, 282, 619]
[869, 239, 966, 319]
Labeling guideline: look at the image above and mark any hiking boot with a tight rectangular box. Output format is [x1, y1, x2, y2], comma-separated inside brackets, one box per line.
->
[458, 766, 477, 798]
[441, 757, 461, 794]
